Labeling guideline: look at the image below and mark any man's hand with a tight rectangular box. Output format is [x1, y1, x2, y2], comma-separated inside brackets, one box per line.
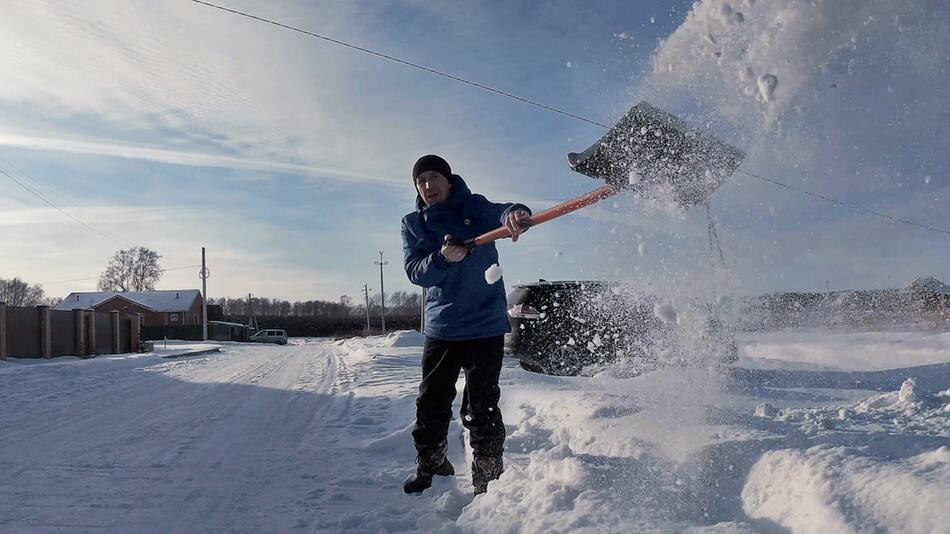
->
[441, 234, 468, 263]
[504, 209, 532, 243]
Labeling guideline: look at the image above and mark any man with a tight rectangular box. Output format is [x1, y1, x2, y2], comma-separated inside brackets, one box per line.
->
[400, 154, 531, 495]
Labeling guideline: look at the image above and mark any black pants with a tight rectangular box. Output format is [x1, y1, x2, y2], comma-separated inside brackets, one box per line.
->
[412, 335, 506, 462]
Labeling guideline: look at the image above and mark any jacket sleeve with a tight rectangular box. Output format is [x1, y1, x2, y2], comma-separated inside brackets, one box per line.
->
[470, 194, 532, 228]
[401, 217, 452, 288]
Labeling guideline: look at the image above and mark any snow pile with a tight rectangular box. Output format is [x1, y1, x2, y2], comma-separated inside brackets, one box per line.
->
[379, 329, 426, 348]
[484, 263, 503, 284]
[742, 445, 950, 533]
[2, 323, 949, 532]
[458, 446, 600, 532]
[740, 331, 950, 371]
[755, 378, 950, 438]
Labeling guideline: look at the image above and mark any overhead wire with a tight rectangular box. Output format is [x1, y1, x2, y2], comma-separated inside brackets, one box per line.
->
[191, 0, 608, 129]
[0, 164, 131, 246]
[192, 0, 950, 239]
[41, 264, 203, 286]
[0, 156, 133, 245]
[737, 169, 950, 237]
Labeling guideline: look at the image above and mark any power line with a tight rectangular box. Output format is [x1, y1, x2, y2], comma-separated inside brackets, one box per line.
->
[738, 170, 950, 236]
[190, 0, 608, 129]
[0, 156, 132, 244]
[41, 264, 202, 285]
[0, 164, 130, 246]
[193, 0, 950, 239]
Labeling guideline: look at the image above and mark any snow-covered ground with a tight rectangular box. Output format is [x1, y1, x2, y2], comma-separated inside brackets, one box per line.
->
[1, 330, 948, 533]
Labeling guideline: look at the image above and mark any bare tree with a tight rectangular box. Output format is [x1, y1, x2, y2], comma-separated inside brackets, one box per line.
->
[98, 247, 164, 292]
[0, 277, 46, 306]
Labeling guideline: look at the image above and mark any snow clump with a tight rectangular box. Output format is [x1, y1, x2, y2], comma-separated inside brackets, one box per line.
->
[755, 403, 778, 417]
[484, 264, 503, 284]
[757, 73, 778, 102]
[899, 378, 919, 403]
[653, 302, 678, 324]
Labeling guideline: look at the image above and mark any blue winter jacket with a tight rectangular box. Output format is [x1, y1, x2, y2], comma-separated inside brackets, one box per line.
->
[401, 174, 530, 340]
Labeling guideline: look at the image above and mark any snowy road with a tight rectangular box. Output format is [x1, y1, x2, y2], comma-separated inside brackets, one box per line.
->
[2, 331, 949, 533]
[0, 340, 363, 533]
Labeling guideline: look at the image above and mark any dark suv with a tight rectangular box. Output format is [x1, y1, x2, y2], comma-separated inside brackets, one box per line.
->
[504, 280, 737, 375]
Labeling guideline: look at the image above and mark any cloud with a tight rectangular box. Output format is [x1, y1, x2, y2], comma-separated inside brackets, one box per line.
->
[0, 132, 399, 185]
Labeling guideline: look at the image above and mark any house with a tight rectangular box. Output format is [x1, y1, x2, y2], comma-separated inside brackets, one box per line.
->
[55, 290, 204, 326]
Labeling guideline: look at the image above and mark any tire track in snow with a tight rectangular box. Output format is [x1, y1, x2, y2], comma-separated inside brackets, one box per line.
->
[0, 341, 353, 533]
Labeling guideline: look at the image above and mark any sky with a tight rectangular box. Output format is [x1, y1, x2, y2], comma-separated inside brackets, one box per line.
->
[1, 0, 947, 303]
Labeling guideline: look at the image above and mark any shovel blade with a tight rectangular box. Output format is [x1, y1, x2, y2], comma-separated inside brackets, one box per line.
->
[568, 102, 744, 209]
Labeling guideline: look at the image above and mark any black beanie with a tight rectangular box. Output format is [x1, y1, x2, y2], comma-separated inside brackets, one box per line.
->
[412, 154, 452, 181]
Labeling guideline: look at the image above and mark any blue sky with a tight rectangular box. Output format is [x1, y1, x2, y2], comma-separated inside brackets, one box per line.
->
[1, 0, 947, 303]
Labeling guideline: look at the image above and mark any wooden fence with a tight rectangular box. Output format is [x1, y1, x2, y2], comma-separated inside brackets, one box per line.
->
[0, 303, 141, 360]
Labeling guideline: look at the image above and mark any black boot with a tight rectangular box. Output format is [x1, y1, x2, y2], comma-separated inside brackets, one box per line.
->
[403, 457, 455, 494]
[472, 456, 503, 495]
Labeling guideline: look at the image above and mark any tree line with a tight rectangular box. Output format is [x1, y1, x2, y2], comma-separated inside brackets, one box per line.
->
[208, 291, 422, 318]
[4, 246, 424, 329]
[0, 277, 61, 307]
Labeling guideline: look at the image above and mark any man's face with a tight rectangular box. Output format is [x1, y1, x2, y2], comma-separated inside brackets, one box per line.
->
[415, 171, 452, 206]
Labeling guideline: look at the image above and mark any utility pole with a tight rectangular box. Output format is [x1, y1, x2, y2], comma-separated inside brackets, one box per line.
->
[362, 284, 372, 333]
[248, 293, 254, 331]
[200, 247, 210, 341]
[374, 251, 388, 333]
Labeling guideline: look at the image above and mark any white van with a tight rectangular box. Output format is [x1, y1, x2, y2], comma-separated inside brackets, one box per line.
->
[249, 329, 288, 345]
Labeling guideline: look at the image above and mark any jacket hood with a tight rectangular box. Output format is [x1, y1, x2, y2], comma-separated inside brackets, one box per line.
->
[415, 174, 472, 213]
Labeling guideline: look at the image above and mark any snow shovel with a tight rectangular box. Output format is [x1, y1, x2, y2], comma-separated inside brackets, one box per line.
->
[450, 101, 744, 249]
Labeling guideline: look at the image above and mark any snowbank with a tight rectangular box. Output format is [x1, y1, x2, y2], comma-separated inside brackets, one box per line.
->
[743, 445, 950, 534]
[379, 329, 426, 348]
[740, 330, 950, 371]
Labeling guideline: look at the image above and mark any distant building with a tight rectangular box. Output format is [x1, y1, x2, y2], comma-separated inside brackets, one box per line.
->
[55, 290, 203, 326]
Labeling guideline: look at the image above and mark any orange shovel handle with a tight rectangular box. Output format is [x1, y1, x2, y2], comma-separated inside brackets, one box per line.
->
[470, 184, 620, 247]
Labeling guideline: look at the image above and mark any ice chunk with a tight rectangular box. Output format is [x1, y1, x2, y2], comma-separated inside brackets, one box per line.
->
[484, 264, 503, 284]
[899, 378, 918, 403]
[758, 74, 778, 102]
[755, 403, 777, 417]
[637, 242, 647, 256]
